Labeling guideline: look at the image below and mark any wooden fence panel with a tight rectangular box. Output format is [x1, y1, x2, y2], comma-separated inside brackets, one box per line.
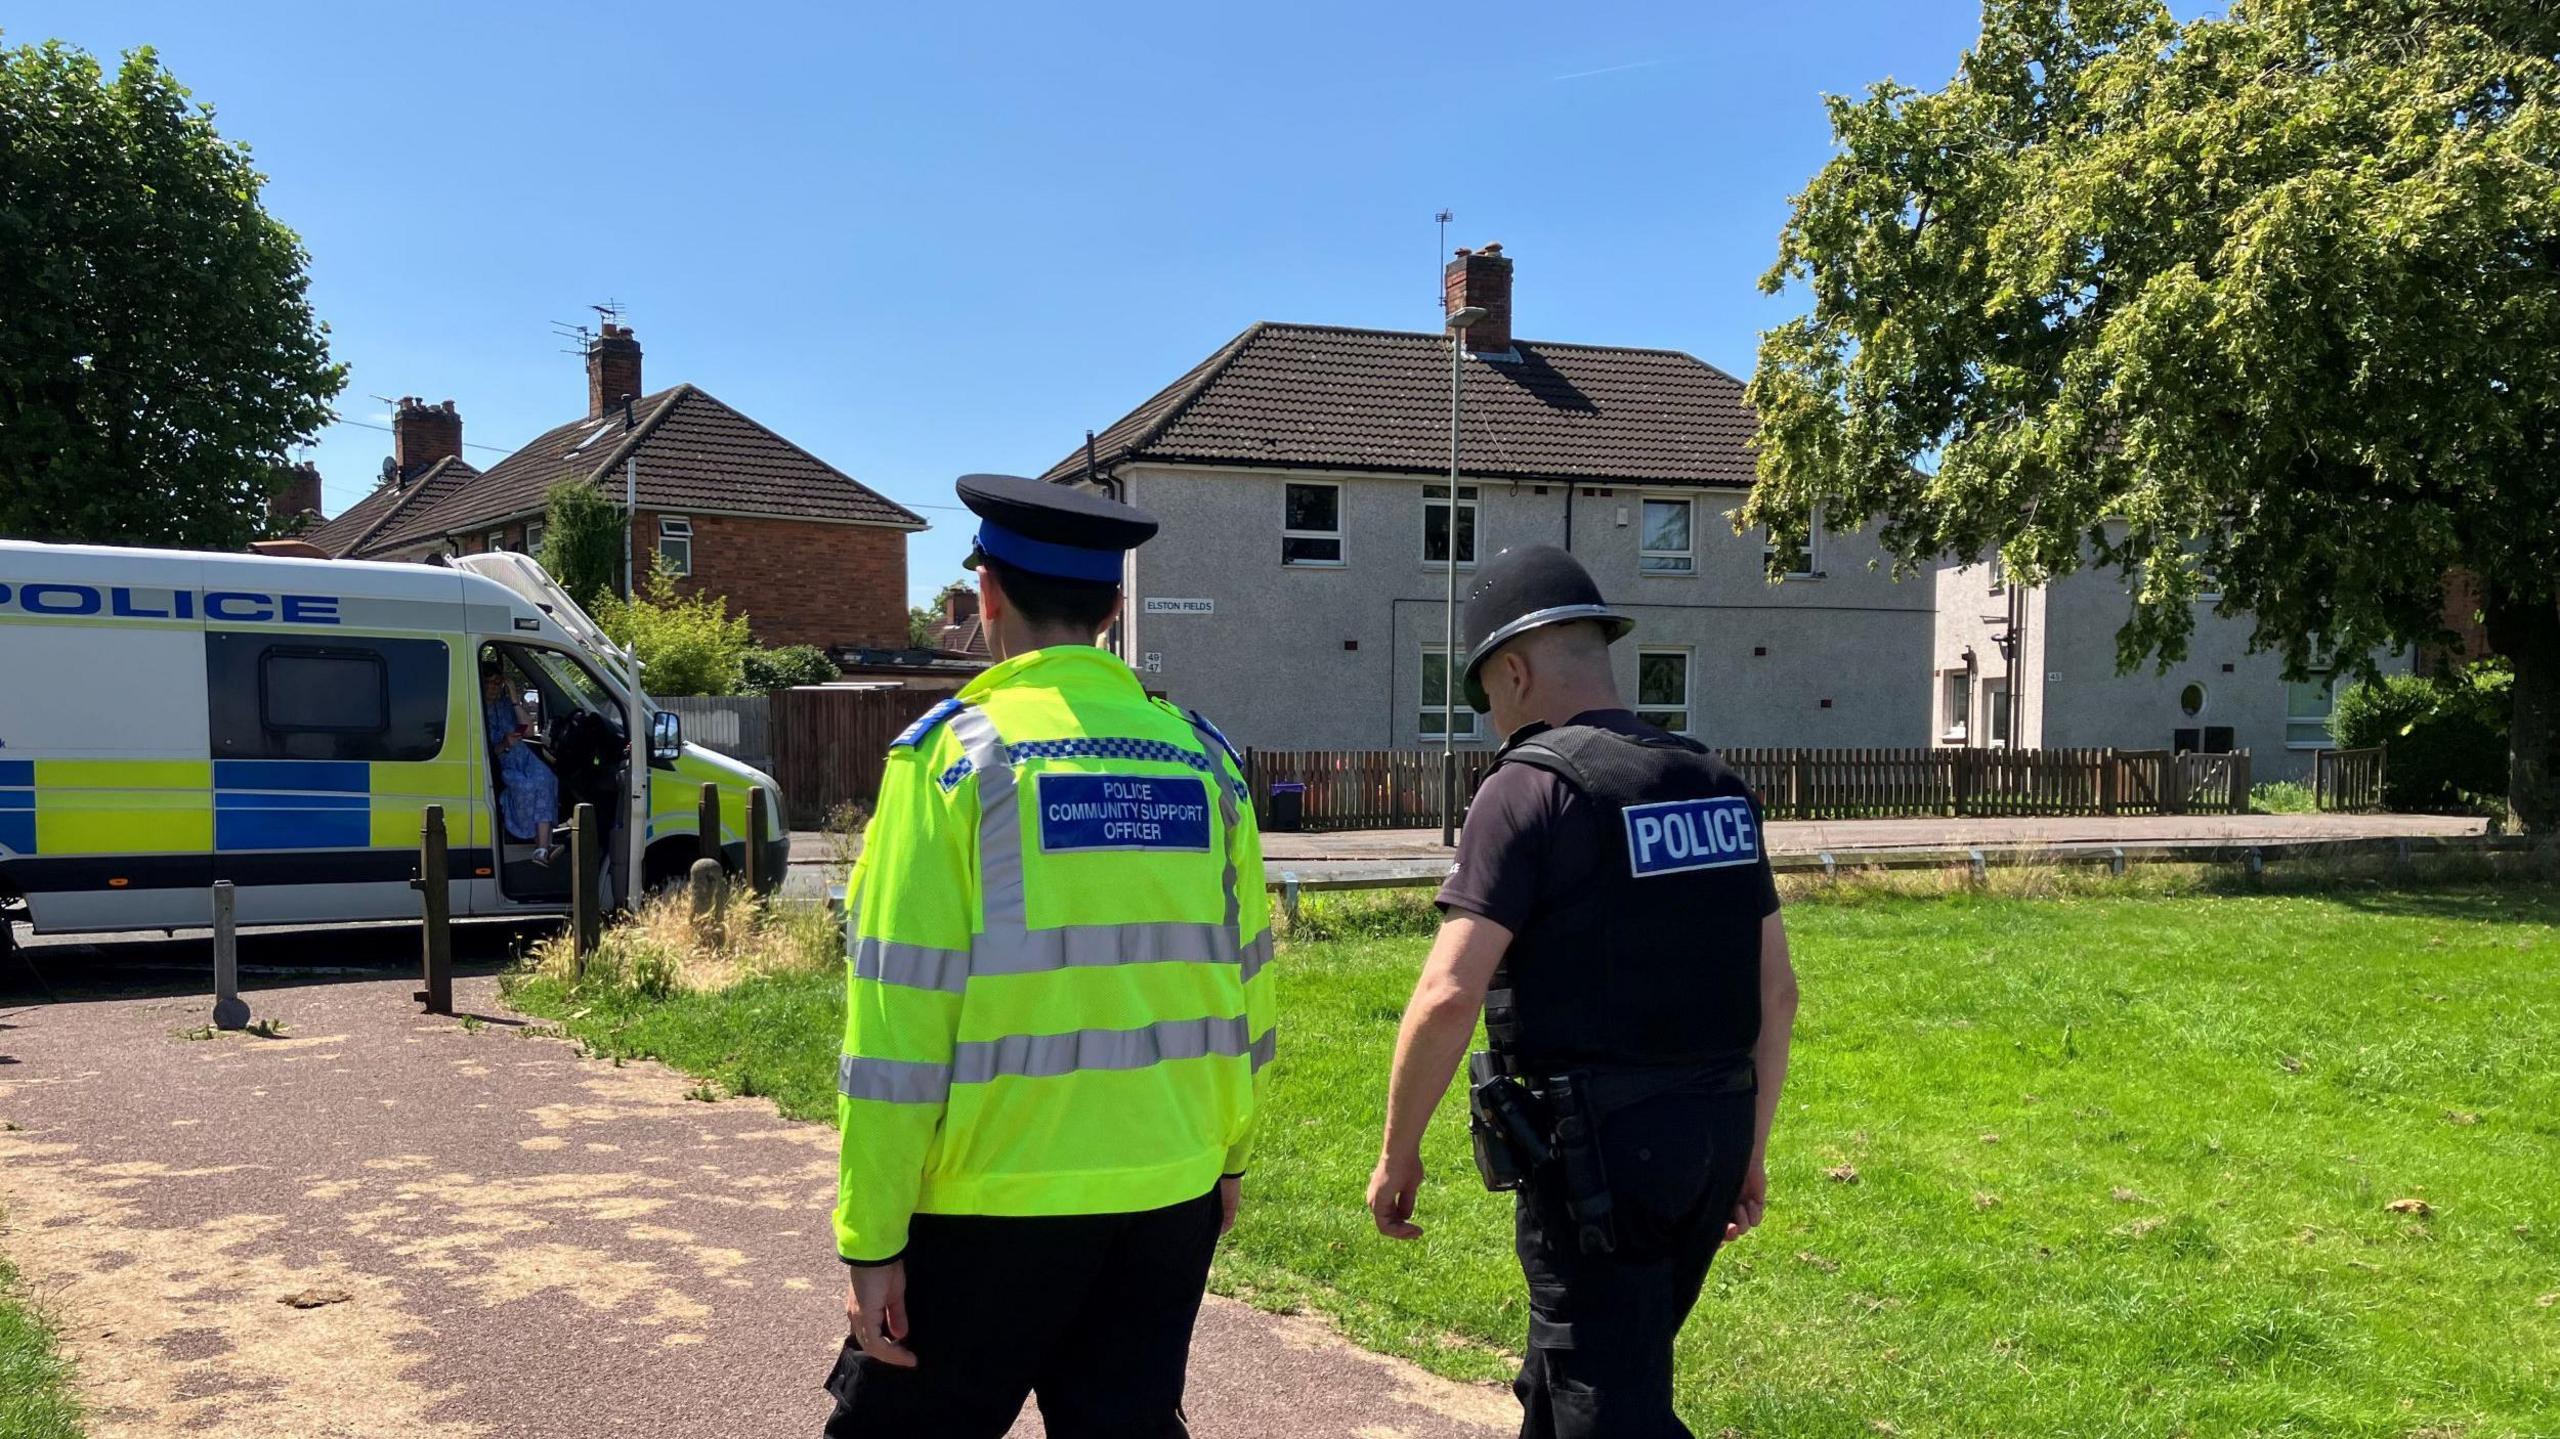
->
[2312, 747, 2387, 811]
[768, 687, 945, 828]
[658, 695, 772, 773]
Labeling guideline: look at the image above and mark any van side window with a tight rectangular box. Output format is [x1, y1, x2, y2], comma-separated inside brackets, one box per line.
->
[206, 633, 450, 762]
[263, 650, 386, 732]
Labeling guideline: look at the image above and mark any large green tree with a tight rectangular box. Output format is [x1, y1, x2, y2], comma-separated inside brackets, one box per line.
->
[1745, 0, 2560, 829]
[0, 41, 343, 548]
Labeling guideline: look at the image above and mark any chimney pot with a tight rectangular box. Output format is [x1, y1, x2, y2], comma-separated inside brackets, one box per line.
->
[587, 326, 644, 419]
[1444, 243, 1515, 352]
[391, 396, 464, 481]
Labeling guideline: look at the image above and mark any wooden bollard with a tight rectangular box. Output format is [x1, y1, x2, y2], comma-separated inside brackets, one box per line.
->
[211, 880, 249, 1030]
[744, 787, 771, 896]
[697, 781, 722, 866]
[411, 806, 452, 1014]
[570, 802, 601, 974]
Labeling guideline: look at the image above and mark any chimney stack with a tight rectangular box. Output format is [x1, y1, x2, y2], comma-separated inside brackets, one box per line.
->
[942, 586, 979, 626]
[269, 461, 324, 525]
[392, 397, 464, 481]
[587, 323, 644, 419]
[1443, 241, 1514, 353]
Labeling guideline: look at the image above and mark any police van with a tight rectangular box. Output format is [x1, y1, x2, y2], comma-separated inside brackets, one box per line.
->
[0, 539, 785, 952]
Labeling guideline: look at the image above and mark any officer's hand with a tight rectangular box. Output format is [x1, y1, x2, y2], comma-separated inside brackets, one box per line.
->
[1367, 1152, 1426, 1240]
[1218, 1174, 1242, 1236]
[845, 1261, 916, 1368]
[1725, 1161, 1768, 1243]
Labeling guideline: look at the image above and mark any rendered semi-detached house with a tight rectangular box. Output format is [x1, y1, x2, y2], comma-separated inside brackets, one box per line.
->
[1042, 244, 1937, 754]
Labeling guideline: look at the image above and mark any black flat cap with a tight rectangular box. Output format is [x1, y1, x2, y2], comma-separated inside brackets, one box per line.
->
[956, 474, 1159, 583]
[1459, 544, 1636, 711]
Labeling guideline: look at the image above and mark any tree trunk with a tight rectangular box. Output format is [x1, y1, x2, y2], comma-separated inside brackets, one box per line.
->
[2482, 589, 2560, 834]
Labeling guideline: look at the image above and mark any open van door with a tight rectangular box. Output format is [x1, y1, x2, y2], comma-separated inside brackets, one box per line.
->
[454, 552, 652, 898]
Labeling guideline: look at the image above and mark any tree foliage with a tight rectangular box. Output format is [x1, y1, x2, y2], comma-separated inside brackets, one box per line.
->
[1746, 0, 2560, 827]
[740, 644, 838, 691]
[0, 42, 344, 547]
[593, 559, 754, 698]
[537, 481, 624, 612]
[2333, 663, 2511, 814]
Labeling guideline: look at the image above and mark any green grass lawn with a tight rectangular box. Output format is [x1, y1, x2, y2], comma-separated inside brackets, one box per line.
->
[0, 1235, 85, 1439]
[509, 883, 2560, 1438]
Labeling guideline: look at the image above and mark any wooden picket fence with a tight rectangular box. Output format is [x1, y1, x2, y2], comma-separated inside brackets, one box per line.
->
[1246, 745, 2254, 831]
[2311, 747, 2387, 812]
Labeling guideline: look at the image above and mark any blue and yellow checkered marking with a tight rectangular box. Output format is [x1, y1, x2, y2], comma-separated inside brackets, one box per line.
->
[213, 758, 370, 851]
[939, 736, 1250, 804]
[0, 759, 31, 855]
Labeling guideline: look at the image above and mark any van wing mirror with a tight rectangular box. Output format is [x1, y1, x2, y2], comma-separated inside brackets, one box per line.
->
[650, 710, 682, 764]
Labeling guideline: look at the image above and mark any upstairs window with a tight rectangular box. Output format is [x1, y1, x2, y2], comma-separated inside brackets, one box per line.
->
[1763, 511, 1817, 580]
[1283, 482, 1343, 566]
[1422, 484, 1478, 565]
[525, 520, 547, 554]
[1639, 498, 1693, 574]
[657, 515, 694, 577]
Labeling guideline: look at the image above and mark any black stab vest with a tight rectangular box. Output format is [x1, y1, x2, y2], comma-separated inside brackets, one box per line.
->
[1490, 722, 1767, 1075]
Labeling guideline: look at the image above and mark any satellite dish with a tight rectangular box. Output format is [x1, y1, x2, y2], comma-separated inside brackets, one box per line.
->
[381, 456, 398, 484]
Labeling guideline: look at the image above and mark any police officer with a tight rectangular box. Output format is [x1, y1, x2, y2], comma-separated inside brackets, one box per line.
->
[1365, 544, 1800, 1439]
[826, 474, 1275, 1437]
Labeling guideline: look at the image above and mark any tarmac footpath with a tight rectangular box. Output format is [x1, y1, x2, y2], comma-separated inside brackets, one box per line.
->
[0, 975, 1513, 1439]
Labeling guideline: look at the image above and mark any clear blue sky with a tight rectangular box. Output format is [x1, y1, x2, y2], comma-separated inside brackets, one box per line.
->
[17, 1, 2001, 604]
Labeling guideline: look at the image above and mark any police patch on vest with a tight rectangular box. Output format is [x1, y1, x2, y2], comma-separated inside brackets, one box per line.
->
[1622, 795, 1761, 876]
[1036, 773, 1213, 852]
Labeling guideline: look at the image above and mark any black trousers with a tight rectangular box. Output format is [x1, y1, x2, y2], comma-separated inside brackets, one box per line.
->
[1513, 1075, 1756, 1439]
[822, 1189, 1221, 1438]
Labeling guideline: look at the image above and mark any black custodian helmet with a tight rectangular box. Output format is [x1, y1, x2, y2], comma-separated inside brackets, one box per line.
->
[1458, 545, 1636, 712]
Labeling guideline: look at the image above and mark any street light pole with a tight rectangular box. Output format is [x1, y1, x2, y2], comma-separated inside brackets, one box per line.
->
[1441, 305, 1487, 848]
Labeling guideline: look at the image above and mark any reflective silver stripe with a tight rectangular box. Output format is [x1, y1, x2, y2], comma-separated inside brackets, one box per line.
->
[972, 919, 1264, 977]
[1240, 928, 1274, 984]
[949, 704, 1026, 933]
[951, 1013, 1257, 1084]
[850, 935, 970, 993]
[1250, 1027, 1277, 1072]
[837, 1053, 953, 1105]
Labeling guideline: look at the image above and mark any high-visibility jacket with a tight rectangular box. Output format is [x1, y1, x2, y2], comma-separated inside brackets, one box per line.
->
[833, 645, 1274, 1265]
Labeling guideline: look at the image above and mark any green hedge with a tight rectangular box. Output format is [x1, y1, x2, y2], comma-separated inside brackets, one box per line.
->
[741, 645, 837, 692]
[2331, 662, 2509, 813]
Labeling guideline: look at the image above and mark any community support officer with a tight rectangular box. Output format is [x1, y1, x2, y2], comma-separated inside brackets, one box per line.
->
[826, 474, 1276, 1438]
[1365, 544, 1801, 1439]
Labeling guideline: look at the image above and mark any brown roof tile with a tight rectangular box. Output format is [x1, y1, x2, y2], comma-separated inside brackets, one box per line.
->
[1041, 322, 1757, 488]
[305, 456, 481, 557]
[356, 386, 921, 556]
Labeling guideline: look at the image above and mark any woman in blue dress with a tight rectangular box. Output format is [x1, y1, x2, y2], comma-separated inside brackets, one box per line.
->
[483, 665, 560, 865]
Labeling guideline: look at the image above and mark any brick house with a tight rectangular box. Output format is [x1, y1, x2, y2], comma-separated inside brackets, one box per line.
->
[306, 327, 922, 652]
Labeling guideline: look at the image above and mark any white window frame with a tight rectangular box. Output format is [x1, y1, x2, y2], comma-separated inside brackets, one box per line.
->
[1762, 508, 1818, 580]
[657, 514, 694, 578]
[1635, 647, 1693, 735]
[1638, 496, 1694, 575]
[2285, 667, 2337, 749]
[1987, 554, 2006, 595]
[1418, 646, 1480, 740]
[1941, 669, 1971, 741]
[1421, 483, 1480, 567]
[1282, 481, 1345, 568]
[525, 520, 547, 554]
[485, 528, 506, 553]
[1983, 677, 2012, 747]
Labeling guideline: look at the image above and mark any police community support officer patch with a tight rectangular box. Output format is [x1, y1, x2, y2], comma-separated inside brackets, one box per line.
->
[1036, 773, 1214, 853]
